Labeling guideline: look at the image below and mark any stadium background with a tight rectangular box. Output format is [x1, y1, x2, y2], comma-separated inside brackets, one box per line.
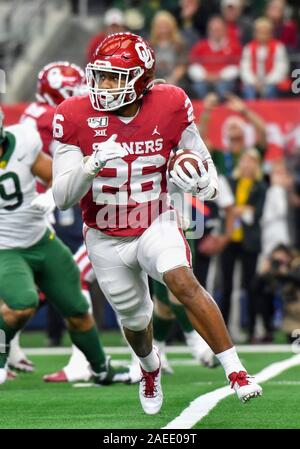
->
[1, 0, 300, 431]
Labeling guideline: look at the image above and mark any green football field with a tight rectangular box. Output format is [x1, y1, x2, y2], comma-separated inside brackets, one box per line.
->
[1, 341, 300, 429]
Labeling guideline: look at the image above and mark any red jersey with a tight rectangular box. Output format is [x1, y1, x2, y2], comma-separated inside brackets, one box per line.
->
[54, 84, 194, 237]
[20, 102, 55, 157]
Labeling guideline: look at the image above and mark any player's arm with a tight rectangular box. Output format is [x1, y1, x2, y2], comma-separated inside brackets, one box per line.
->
[31, 151, 52, 186]
[51, 104, 128, 210]
[171, 122, 219, 201]
[52, 142, 95, 210]
[169, 88, 219, 200]
[180, 122, 218, 195]
[30, 151, 56, 214]
[51, 106, 98, 210]
[52, 135, 128, 210]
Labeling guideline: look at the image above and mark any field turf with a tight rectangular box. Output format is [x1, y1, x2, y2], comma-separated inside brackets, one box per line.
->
[1, 346, 300, 429]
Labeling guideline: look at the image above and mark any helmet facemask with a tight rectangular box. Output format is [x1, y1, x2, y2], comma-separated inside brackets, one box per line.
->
[85, 62, 144, 111]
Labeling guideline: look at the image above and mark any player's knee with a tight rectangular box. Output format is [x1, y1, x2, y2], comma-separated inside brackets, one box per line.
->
[14, 308, 36, 326]
[121, 314, 151, 332]
[1, 286, 38, 325]
[109, 284, 141, 314]
[66, 313, 94, 332]
[1, 304, 36, 328]
[103, 282, 142, 319]
[101, 280, 153, 331]
[118, 295, 153, 332]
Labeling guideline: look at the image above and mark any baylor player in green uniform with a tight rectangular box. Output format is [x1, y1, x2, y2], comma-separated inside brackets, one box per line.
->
[0, 109, 130, 384]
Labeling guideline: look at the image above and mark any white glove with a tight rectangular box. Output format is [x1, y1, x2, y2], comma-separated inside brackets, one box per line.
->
[170, 161, 216, 199]
[83, 134, 128, 176]
[31, 188, 56, 214]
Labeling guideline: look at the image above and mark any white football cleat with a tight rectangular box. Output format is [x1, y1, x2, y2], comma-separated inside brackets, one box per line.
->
[229, 371, 263, 403]
[8, 333, 35, 373]
[8, 357, 34, 373]
[43, 366, 91, 382]
[160, 351, 174, 375]
[198, 348, 220, 368]
[184, 331, 220, 368]
[43, 369, 70, 383]
[127, 361, 142, 384]
[139, 352, 163, 415]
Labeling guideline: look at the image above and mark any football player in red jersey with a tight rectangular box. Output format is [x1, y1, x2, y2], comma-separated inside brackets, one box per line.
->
[52, 33, 262, 414]
[21, 61, 86, 160]
[7, 61, 133, 385]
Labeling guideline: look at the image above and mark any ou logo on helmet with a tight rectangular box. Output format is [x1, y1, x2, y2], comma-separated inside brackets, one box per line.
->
[47, 68, 64, 89]
[135, 42, 154, 69]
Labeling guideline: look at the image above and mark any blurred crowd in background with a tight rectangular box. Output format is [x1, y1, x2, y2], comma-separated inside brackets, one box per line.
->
[85, 0, 300, 99]
[2, 0, 300, 346]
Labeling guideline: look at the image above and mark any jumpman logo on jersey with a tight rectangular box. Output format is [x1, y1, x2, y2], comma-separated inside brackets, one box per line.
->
[152, 126, 160, 136]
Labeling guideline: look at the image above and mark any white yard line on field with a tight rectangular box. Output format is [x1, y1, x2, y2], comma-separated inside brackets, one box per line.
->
[268, 381, 300, 385]
[163, 353, 300, 429]
[23, 344, 294, 356]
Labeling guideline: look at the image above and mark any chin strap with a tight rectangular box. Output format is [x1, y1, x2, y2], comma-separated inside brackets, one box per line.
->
[140, 78, 166, 98]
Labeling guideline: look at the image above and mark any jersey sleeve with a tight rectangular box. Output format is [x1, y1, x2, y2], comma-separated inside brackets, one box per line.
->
[171, 87, 195, 147]
[53, 99, 80, 146]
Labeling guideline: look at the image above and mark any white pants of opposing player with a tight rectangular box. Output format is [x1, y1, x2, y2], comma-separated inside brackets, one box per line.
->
[85, 210, 192, 333]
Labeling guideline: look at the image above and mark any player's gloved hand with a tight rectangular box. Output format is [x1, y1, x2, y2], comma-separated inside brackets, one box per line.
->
[30, 188, 56, 214]
[170, 161, 216, 200]
[83, 134, 128, 176]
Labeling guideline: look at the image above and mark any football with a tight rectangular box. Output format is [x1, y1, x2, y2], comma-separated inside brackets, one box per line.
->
[168, 149, 208, 178]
